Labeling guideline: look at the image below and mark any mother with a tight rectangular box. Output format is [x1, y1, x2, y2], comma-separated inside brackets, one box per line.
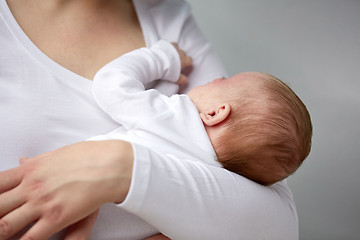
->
[0, 0, 298, 239]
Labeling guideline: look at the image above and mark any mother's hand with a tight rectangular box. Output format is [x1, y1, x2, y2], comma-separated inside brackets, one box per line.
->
[0, 140, 133, 240]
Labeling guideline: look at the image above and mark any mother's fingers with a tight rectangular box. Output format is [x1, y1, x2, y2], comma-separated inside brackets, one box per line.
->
[0, 186, 26, 217]
[20, 209, 100, 240]
[0, 203, 38, 239]
[19, 218, 57, 240]
[64, 210, 99, 240]
[0, 167, 24, 193]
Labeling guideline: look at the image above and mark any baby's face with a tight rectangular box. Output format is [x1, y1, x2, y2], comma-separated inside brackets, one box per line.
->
[188, 72, 266, 111]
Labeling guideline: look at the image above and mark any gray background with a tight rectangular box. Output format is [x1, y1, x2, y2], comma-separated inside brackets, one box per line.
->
[187, 1, 360, 239]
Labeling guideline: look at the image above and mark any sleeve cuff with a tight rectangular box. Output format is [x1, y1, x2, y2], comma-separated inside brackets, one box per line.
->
[150, 40, 181, 83]
[117, 142, 151, 213]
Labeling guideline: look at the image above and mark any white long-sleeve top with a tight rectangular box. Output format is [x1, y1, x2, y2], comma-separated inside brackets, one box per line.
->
[90, 40, 220, 168]
[0, 0, 298, 239]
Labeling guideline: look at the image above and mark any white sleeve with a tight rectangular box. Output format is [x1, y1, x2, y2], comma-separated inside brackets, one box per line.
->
[118, 2, 299, 239]
[120, 143, 298, 240]
[91, 40, 181, 129]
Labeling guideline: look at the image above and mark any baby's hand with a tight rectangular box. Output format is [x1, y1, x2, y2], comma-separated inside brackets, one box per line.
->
[171, 42, 193, 85]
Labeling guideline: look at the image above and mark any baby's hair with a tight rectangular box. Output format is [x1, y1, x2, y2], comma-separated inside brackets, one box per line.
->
[213, 73, 312, 185]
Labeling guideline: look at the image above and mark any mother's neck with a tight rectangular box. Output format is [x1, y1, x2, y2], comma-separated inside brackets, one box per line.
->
[7, 0, 135, 20]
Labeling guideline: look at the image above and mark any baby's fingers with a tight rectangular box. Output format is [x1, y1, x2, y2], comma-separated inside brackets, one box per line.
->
[171, 42, 193, 69]
[183, 55, 193, 68]
[177, 74, 188, 85]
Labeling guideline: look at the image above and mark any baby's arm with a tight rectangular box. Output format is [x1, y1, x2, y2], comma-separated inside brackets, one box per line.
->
[92, 40, 190, 129]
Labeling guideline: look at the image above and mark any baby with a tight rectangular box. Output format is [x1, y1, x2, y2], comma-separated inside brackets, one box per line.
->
[90, 40, 312, 186]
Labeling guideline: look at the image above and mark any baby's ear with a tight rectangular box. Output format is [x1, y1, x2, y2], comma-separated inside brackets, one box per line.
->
[200, 103, 231, 126]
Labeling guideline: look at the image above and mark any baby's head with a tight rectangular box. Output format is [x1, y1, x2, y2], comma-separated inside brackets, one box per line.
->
[188, 72, 312, 185]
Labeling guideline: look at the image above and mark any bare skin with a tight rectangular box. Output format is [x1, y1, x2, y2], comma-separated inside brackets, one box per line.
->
[0, 141, 134, 240]
[7, 0, 145, 80]
[0, 0, 172, 239]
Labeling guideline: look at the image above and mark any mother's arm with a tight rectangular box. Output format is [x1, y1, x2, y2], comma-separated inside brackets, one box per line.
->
[0, 140, 297, 240]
